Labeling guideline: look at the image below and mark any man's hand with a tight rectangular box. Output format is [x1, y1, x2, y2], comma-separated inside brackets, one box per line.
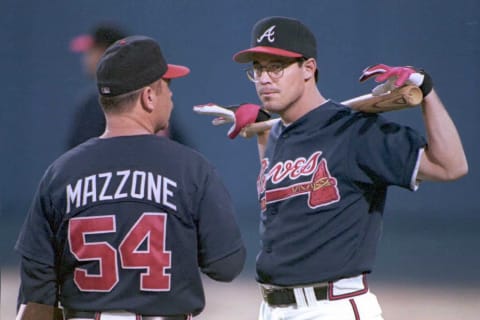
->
[16, 303, 63, 320]
[193, 103, 270, 139]
[359, 64, 433, 97]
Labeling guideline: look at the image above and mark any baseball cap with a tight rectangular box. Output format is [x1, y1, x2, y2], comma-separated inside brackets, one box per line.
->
[233, 16, 317, 63]
[70, 24, 127, 52]
[96, 35, 190, 97]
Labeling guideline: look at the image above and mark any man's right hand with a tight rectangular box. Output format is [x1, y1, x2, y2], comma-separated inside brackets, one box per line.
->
[193, 103, 270, 139]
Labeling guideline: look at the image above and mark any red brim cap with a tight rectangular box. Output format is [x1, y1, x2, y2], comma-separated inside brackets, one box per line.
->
[233, 46, 303, 63]
[70, 34, 94, 52]
[163, 64, 190, 79]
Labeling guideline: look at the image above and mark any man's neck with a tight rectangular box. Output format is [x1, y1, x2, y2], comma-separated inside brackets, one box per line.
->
[100, 114, 154, 138]
[281, 87, 326, 125]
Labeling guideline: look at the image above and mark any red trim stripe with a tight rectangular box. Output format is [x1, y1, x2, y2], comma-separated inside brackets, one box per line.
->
[349, 299, 361, 320]
[327, 273, 369, 301]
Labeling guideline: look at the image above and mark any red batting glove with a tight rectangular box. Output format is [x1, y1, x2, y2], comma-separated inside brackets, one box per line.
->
[193, 103, 268, 139]
[359, 64, 433, 96]
[227, 103, 262, 139]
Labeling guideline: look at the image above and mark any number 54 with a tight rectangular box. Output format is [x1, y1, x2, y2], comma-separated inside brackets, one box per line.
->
[68, 213, 172, 292]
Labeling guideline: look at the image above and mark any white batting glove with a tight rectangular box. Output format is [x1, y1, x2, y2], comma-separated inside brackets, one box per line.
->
[193, 103, 270, 139]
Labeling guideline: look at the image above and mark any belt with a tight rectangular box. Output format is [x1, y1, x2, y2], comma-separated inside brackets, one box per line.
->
[260, 274, 369, 307]
[261, 285, 328, 307]
[64, 310, 189, 320]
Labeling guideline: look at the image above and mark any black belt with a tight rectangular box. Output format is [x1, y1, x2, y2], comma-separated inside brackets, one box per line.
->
[64, 309, 188, 320]
[261, 285, 328, 307]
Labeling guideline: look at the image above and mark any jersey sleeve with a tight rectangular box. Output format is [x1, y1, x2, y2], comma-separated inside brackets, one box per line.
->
[15, 178, 58, 264]
[15, 171, 60, 305]
[17, 256, 59, 306]
[195, 166, 245, 271]
[348, 114, 426, 189]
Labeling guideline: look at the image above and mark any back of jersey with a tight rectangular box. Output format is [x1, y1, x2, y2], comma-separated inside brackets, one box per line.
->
[18, 135, 243, 316]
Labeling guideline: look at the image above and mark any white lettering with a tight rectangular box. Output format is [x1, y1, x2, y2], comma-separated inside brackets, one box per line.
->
[114, 170, 130, 199]
[64, 170, 178, 213]
[82, 175, 97, 206]
[147, 172, 162, 203]
[98, 172, 113, 201]
[131, 171, 146, 199]
[163, 177, 177, 211]
[66, 179, 82, 213]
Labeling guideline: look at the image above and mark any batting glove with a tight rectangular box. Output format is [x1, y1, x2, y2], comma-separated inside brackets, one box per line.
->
[359, 64, 433, 97]
[193, 103, 270, 139]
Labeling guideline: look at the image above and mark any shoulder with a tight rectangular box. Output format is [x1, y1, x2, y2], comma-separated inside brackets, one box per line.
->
[327, 100, 397, 131]
[351, 112, 410, 135]
[56, 135, 217, 177]
[157, 136, 212, 165]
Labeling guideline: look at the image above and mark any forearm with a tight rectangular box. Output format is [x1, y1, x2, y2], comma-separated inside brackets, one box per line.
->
[418, 90, 468, 180]
[16, 303, 63, 320]
[256, 130, 270, 161]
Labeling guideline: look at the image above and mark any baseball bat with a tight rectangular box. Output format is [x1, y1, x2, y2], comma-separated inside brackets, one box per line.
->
[240, 85, 423, 138]
[344, 84, 423, 112]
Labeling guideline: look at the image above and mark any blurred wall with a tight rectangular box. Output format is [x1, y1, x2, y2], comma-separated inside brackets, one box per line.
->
[1, 0, 479, 284]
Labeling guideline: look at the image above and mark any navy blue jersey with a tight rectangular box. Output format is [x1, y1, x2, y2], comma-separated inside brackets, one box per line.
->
[256, 101, 426, 286]
[16, 135, 244, 316]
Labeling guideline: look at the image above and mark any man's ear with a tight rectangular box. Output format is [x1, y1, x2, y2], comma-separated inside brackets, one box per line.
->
[140, 86, 155, 113]
[303, 58, 317, 81]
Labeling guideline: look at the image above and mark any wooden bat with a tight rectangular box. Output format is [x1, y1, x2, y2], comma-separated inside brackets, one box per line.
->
[240, 85, 423, 138]
[344, 84, 423, 112]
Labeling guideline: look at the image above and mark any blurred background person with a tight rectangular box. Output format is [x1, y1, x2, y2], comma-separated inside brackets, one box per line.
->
[67, 22, 192, 149]
[67, 23, 128, 149]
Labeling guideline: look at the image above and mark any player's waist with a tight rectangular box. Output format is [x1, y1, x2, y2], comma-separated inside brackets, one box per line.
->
[259, 273, 368, 307]
[63, 309, 191, 320]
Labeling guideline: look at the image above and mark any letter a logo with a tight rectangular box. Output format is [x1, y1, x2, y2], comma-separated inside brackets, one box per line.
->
[257, 25, 276, 43]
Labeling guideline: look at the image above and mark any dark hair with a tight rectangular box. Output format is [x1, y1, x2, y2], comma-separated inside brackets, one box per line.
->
[99, 89, 141, 114]
[297, 58, 318, 83]
[92, 24, 126, 49]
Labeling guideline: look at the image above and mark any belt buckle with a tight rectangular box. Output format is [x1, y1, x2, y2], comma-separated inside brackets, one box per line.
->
[98, 311, 137, 320]
[260, 285, 275, 300]
[261, 283, 329, 307]
[261, 285, 295, 307]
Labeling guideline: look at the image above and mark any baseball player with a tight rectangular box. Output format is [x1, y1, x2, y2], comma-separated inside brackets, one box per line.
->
[15, 35, 246, 320]
[197, 16, 468, 320]
[67, 23, 127, 149]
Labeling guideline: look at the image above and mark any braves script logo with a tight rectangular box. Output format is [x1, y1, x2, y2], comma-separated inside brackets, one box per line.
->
[257, 151, 340, 211]
[257, 25, 276, 43]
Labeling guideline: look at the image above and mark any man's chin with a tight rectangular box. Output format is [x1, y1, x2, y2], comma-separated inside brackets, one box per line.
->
[263, 103, 283, 114]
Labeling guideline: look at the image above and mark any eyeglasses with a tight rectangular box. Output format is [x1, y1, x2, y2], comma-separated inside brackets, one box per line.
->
[245, 59, 304, 83]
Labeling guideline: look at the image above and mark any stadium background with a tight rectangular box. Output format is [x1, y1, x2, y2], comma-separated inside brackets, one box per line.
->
[1, 1, 479, 318]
